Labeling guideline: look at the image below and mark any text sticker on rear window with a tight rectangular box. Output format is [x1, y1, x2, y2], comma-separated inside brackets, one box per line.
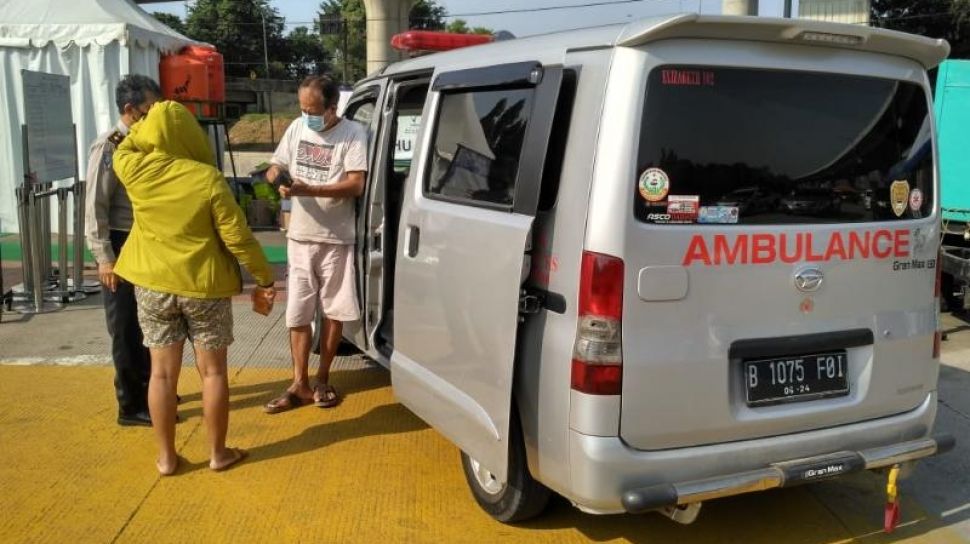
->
[638, 168, 670, 203]
[661, 69, 716, 86]
[667, 195, 700, 223]
[698, 206, 739, 224]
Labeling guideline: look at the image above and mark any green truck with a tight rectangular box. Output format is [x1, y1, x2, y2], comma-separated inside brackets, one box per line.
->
[937, 59, 970, 310]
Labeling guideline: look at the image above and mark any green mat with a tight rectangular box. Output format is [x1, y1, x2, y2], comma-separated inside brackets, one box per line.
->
[0, 240, 287, 265]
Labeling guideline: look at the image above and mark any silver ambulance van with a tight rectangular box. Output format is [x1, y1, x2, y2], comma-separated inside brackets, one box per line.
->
[337, 13, 955, 524]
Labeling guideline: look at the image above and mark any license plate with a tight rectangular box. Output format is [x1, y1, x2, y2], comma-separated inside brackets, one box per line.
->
[744, 351, 849, 406]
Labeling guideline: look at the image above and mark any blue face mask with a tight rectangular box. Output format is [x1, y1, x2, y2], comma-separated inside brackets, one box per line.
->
[303, 112, 326, 132]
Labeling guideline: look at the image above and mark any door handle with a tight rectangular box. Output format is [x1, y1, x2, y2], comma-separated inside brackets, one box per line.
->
[404, 225, 420, 258]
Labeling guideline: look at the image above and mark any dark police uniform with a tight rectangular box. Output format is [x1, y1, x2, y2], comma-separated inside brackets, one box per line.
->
[85, 122, 151, 422]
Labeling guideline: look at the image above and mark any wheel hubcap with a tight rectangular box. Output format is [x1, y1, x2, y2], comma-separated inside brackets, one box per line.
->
[470, 457, 504, 495]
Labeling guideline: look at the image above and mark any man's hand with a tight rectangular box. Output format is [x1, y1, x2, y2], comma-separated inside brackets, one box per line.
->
[287, 181, 311, 198]
[265, 164, 282, 184]
[98, 262, 118, 293]
[277, 183, 291, 199]
[279, 181, 312, 199]
[279, 176, 364, 200]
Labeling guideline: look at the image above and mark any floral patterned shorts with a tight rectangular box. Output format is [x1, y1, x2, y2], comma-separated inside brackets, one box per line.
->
[134, 287, 234, 351]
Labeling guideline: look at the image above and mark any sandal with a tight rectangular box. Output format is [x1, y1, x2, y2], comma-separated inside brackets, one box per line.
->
[263, 391, 311, 414]
[211, 447, 248, 472]
[313, 383, 341, 408]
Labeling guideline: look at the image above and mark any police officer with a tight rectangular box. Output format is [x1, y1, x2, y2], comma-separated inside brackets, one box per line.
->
[85, 75, 159, 426]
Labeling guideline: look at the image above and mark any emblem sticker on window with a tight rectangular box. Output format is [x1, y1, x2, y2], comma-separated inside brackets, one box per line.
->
[638, 168, 669, 203]
[909, 188, 923, 213]
[890, 180, 910, 217]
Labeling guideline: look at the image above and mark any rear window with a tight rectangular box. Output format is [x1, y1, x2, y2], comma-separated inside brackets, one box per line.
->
[634, 66, 933, 225]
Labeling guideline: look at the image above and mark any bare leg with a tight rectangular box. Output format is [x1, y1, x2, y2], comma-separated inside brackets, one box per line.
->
[316, 318, 343, 385]
[194, 345, 234, 467]
[287, 326, 315, 399]
[149, 342, 183, 475]
[263, 326, 316, 413]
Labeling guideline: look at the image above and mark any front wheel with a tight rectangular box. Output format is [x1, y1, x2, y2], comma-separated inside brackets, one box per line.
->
[460, 411, 551, 523]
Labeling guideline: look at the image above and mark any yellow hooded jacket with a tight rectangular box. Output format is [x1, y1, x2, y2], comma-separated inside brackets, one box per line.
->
[113, 101, 273, 298]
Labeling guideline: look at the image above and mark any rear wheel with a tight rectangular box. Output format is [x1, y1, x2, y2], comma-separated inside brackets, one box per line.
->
[460, 411, 551, 523]
[311, 308, 323, 355]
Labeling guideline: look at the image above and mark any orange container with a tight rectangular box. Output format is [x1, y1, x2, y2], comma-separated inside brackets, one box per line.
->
[159, 45, 225, 117]
[160, 54, 210, 115]
[184, 45, 225, 104]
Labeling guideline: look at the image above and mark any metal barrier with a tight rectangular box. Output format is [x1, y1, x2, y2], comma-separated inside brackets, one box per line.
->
[14, 186, 34, 295]
[72, 181, 99, 295]
[10, 180, 91, 314]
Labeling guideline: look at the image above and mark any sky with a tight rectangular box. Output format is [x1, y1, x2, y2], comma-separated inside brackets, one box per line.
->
[148, 0, 724, 37]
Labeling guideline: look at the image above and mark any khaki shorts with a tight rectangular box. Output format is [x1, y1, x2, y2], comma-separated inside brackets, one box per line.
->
[134, 287, 234, 351]
[286, 240, 359, 327]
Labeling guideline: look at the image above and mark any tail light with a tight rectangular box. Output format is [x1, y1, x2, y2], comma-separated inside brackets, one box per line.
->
[934, 249, 942, 359]
[571, 251, 623, 395]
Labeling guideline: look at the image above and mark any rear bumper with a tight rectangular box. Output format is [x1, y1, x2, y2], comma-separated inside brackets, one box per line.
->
[622, 434, 955, 513]
[564, 392, 942, 514]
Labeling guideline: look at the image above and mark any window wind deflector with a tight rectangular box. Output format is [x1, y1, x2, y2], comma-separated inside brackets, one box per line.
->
[432, 62, 544, 92]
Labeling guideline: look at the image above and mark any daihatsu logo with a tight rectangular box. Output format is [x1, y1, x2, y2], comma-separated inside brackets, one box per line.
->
[794, 267, 824, 292]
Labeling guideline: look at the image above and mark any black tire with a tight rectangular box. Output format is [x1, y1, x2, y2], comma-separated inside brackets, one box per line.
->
[460, 410, 551, 523]
[310, 308, 322, 355]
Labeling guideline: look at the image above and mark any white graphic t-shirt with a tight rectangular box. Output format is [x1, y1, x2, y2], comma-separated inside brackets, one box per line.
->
[271, 118, 368, 244]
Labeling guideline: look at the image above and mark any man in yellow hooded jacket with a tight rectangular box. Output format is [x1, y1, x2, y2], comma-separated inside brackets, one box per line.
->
[113, 100, 276, 475]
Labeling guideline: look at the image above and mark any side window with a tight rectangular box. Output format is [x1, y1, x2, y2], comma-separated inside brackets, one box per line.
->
[344, 97, 377, 155]
[347, 101, 375, 125]
[391, 83, 430, 175]
[537, 69, 577, 212]
[426, 88, 533, 208]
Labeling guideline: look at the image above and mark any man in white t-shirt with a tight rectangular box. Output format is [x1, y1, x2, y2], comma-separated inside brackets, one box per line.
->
[264, 76, 368, 413]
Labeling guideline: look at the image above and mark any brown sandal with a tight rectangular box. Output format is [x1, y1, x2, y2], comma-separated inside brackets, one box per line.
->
[264, 391, 311, 414]
[313, 383, 341, 408]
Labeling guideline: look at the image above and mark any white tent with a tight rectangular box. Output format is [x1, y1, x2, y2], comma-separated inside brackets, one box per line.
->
[0, 0, 196, 233]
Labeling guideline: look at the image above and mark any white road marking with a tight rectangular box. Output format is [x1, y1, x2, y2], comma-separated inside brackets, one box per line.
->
[942, 503, 970, 518]
[0, 355, 111, 366]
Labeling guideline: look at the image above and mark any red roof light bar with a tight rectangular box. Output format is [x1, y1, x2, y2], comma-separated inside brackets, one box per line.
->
[391, 30, 494, 52]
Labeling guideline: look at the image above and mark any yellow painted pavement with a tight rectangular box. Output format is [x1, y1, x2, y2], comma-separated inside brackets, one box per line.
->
[0, 364, 965, 544]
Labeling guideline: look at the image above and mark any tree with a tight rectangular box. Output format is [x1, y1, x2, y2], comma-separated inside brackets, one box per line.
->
[445, 18, 493, 35]
[285, 26, 331, 79]
[410, 0, 447, 30]
[151, 12, 187, 35]
[185, 0, 287, 78]
[316, 0, 492, 84]
[317, 0, 367, 84]
[870, 0, 970, 57]
[444, 19, 469, 34]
